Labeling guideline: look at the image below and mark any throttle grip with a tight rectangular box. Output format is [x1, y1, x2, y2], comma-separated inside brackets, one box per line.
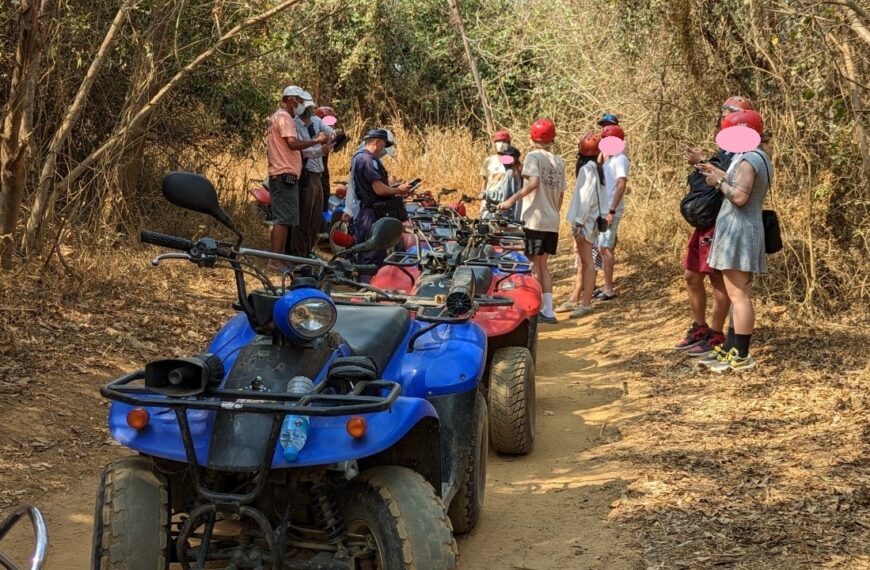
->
[140, 230, 195, 252]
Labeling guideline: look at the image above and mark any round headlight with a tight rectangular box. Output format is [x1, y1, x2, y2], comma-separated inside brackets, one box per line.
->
[273, 289, 337, 342]
[289, 298, 337, 339]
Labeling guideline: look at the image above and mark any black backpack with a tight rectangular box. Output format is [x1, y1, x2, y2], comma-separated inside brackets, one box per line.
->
[680, 151, 733, 229]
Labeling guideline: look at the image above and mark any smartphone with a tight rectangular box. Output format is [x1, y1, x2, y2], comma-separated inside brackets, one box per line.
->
[407, 178, 422, 187]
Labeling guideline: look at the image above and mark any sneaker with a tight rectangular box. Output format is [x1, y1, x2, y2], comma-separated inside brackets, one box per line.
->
[674, 322, 710, 350]
[539, 314, 558, 325]
[686, 330, 726, 357]
[555, 301, 577, 314]
[699, 344, 729, 368]
[709, 348, 757, 373]
[569, 305, 593, 319]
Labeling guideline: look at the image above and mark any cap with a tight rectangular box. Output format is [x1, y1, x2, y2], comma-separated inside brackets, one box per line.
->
[497, 145, 521, 160]
[363, 128, 394, 147]
[303, 98, 316, 109]
[597, 113, 619, 126]
[282, 85, 311, 99]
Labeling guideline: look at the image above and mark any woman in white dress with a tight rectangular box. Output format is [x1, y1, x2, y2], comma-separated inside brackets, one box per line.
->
[557, 133, 607, 319]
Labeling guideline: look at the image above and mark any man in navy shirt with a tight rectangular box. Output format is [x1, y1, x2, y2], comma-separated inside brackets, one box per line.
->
[351, 129, 411, 270]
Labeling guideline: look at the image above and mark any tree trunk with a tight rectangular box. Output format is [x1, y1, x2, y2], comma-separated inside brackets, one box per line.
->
[46, 0, 306, 224]
[22, 0, 136, 256]
[446, 0, 494, 133]
[834, 28, 870, 181]
[0, 0, 46, 269]
[102, 0, 179, 233]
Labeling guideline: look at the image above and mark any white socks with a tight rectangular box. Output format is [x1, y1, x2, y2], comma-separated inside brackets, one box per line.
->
[542, 292, 555, 317]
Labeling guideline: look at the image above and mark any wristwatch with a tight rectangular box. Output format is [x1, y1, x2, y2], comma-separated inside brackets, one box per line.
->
[608, 209, 616, 215]
[716, 178, 725, 189]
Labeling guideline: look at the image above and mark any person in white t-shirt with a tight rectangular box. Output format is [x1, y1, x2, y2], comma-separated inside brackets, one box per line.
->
[596, 123, 630, 300]
[497, 119, 566, 324]
[480, 130, 512, 203]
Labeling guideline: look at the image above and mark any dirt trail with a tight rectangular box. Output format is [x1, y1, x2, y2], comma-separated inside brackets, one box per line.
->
[458, 320, 641, 569]
[1, 274, 644, 569]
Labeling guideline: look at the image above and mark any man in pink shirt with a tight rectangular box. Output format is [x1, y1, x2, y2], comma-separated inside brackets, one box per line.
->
[266, 85, 328, 256]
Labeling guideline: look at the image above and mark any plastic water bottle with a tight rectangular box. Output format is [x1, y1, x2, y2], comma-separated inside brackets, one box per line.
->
[280, 376, 314, 461]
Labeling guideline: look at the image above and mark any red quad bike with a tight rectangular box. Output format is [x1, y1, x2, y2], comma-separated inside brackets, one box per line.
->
[372, 206, 542, 455]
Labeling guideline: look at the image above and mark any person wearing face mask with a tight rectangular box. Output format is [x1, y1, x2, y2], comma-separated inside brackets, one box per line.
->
[343, 129, 395, 222]
[481, 146, 522, 221]
[350, 129, 411, 272]
[480, 130, 512, 199]
[265, 85, 328, 258]
[289, 98, 334, 257]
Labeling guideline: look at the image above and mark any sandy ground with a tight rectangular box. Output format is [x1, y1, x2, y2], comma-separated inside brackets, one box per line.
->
[458, 319, 642, 570]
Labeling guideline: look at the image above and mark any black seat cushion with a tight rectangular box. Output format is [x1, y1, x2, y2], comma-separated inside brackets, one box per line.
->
[469, 266, 493, 293]
[333, 305, 411, 373]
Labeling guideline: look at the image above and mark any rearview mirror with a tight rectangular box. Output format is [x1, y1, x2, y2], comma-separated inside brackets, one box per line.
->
[162, 172, 241, 239]
[368, 217, 404, 250]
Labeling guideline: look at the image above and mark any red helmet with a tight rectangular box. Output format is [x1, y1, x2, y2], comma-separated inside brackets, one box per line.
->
[491, 130, 511, 143]
[720, 109, 764, 134]
[329, 221, 355, 249]
[449, 201, 467, 217]
[530, 119, 556, 144]
[335, 184, 348, 198]
[578, 132, 601, 157]
[600, 125, 625, 140]
[721, 96, 754, 113]
[315, 106, 336, 119]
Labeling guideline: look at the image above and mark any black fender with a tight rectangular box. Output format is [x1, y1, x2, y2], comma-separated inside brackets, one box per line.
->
[426, 388, 478, 504]
[207, 338, 334, 471]
[357, 416, 441, 495]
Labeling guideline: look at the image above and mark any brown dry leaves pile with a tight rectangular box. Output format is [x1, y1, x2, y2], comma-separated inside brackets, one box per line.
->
[601, 253, 870, 569]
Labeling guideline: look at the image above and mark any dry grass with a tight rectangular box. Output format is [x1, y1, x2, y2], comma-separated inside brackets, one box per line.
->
[569, 251, 870, 569]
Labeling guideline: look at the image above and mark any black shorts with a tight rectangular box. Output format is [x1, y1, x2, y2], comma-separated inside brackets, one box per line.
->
[268, 174, 300, 226]
[523, 228, 558, 256]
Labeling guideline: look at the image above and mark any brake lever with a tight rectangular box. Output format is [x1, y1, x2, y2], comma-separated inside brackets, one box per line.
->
[151, 252, 193, 266]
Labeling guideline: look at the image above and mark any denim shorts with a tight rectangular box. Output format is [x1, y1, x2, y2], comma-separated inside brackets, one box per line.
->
[597, 212, 622, 250]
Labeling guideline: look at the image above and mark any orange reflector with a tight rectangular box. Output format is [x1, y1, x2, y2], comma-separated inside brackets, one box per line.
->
[346, 416, 367, 439]
[126, 408, 150, 430]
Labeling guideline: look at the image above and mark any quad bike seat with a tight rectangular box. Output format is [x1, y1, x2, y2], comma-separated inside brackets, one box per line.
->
[470, 266, 493, 292]
[334, 305, 411, 373]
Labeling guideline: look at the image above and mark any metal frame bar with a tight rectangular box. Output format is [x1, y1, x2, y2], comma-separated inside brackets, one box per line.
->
[0, 505, 47, 570]
[101, 373, 400, 417]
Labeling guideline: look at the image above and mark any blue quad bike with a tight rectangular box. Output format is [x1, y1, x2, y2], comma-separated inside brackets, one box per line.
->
[92, 172, 511, 569]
